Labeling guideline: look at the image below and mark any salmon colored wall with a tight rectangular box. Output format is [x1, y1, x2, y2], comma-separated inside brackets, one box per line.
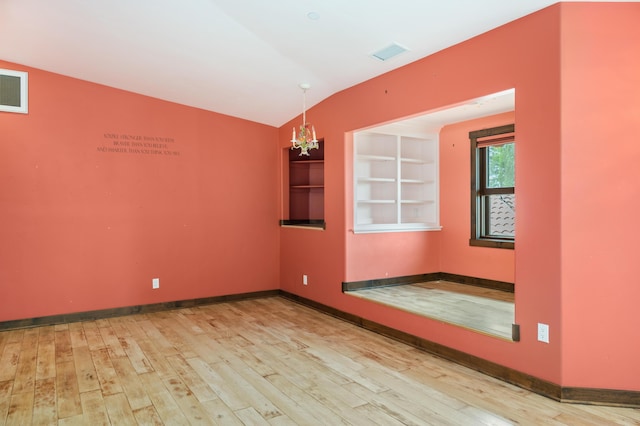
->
[3, 2, 637, 394]
[278, 109, 347, 302]
[559, 3, 640, 390]
[281, 3, 640, 392]
[439, 112, 515, 283]
[280, 5, 565, 386]
[0, 60, 280, 322]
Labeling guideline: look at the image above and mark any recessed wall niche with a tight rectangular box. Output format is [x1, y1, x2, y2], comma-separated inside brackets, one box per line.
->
[352, 88, 515, 234]
[281, 139, 325, 229]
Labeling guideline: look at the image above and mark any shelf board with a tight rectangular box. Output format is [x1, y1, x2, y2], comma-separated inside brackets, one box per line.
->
[357, 154, 396, 162]
[401, 199, 434, 204]
[280, 219, 326, 229]
[353, 223, 442, 233]
[290, 159, 324, 164]
[357, 199, 396, 204]
[400, 157, 426, 164]
[291, 185, 324, 189]
[358, 177, 396, 183]
[399, 223, 442, 229]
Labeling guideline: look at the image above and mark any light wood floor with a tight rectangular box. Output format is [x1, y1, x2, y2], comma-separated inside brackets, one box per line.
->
[1, 297, 638, 425]
[345, 281, 515, 340]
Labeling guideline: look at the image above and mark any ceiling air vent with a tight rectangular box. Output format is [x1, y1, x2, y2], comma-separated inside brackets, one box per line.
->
[0, 69, 28, 114]
[371, 43, 409, 62]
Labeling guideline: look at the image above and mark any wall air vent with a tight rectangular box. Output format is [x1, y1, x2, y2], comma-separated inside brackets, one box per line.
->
[0, 69, 28, 114]
[371, 43, 409, 62]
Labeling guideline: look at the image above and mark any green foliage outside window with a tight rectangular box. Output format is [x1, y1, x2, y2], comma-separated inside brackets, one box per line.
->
[487, 143, 515, 188]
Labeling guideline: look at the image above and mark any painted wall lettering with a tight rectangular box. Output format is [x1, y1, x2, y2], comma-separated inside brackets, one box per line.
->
[97, 133, 181, 156]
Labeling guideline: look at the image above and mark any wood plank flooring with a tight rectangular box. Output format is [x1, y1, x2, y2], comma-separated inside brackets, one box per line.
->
[345, 281, 515, 340]
[1, 296, 638, 425]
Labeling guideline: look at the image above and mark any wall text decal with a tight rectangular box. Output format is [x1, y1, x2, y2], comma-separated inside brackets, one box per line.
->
[97, 133, 181, 156]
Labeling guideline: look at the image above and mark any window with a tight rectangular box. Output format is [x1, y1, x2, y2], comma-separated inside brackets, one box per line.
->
[0, 68, 28, 114]
[470, 124, 515, 249]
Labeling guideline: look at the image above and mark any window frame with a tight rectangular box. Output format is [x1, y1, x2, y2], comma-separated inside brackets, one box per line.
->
[469, 124, 515, 249]
[0, 68, 28, 114]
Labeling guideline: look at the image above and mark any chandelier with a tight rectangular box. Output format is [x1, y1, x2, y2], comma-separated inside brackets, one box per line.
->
[290, 83, 318, 156]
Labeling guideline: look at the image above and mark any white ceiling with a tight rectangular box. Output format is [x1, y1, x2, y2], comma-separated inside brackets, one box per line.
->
[363, 89, 515, 138]
[0, 1, 624, 127]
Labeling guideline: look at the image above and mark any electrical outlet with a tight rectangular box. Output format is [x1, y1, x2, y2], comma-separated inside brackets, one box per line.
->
[303, 275, 308, 285]
[152, 278, 160, 289]
[538, 323, 549, 343]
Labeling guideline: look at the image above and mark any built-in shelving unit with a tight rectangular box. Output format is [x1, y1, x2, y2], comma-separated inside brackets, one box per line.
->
[281, 140, 325, 229]
[354, 132, 439, 233]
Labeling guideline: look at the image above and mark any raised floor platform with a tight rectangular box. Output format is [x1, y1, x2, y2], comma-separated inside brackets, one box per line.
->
[344, 280, 515, 340]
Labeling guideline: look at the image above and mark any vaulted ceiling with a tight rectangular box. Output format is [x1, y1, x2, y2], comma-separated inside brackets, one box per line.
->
[0, 1, 626, 127]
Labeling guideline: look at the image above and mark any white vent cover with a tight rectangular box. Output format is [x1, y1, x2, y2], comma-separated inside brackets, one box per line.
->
[0, 69, 28, 114]
[371, 43, 409, 61]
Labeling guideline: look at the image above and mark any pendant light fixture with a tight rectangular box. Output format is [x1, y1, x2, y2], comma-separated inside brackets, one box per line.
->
[290, 83, 318, 156]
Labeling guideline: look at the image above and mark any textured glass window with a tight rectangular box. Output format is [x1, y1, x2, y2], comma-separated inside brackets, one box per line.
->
[0, 75, 21, 107]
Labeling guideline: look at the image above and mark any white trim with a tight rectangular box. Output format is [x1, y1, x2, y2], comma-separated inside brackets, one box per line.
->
[0, 69, 28, 114]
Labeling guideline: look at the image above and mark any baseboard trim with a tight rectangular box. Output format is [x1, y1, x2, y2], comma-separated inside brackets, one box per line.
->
[342, 273, 441, 291]
[342, 272, 514, 293]
[279, 290, 640, 408]
[560, 387, 640, 407]
[0, 289, 280, 331]
[438, 272, 514, 293]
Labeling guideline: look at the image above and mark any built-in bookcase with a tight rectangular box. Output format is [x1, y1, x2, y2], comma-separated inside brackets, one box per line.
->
[354, 132, 439, 233]
[281, 140, 325, 229]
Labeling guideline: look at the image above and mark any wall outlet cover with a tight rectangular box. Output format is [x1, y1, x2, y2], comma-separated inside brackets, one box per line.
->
[538, 323, 549, 343]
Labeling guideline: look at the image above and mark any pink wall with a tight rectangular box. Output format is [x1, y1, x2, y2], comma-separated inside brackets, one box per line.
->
[439, 112, 515, 283]
[3, 2, 638, 394]
[559, 3, 640, 389]
[280, 4, 567, 386]
[278, 104, 348, 301]
[280, 2, 640, 392]
[0, 61, 280, 321]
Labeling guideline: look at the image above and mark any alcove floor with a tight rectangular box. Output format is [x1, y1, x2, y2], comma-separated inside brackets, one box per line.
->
[345, 280, 515, 340]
